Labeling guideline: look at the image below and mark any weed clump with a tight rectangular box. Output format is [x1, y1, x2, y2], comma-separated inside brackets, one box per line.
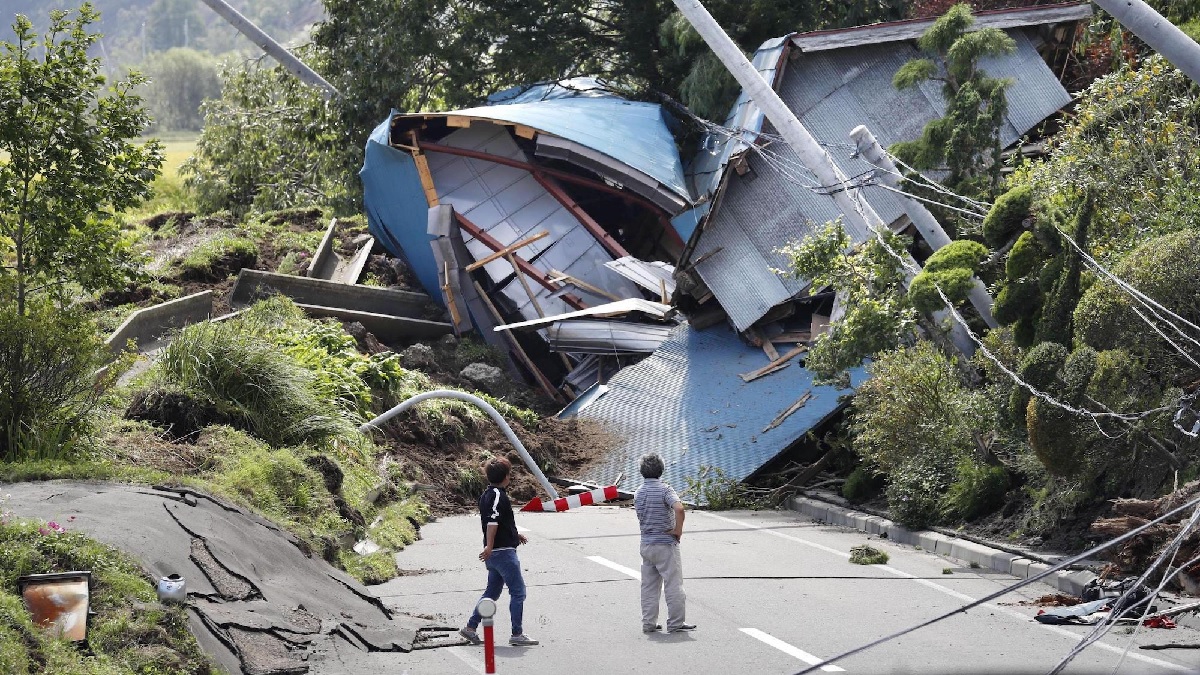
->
[849, 544, 889, 565]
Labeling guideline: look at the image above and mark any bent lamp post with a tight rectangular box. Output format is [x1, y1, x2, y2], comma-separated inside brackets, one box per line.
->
[359, 389, 559, 500]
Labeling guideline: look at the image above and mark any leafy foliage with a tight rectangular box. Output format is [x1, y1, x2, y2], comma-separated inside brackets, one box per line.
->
[890, 4, 1015, 196]
[942, 458, 1008, 520]
[182, 47, 356, 216]
[908, 240, 987, 313]
[779, 220, 915, 379]
[851, 341, 993, 474]
[1023, 56, 1200, 263]
[684, 465, 753, 510]
[140, 47, 221, 132]
[0, 4, 162, 314]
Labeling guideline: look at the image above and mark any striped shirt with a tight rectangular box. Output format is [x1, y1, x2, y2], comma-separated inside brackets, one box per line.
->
[635, 478, 680, 546]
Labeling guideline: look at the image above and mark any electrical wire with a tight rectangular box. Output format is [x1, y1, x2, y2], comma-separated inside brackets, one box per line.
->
[791, 489, 1200, 674]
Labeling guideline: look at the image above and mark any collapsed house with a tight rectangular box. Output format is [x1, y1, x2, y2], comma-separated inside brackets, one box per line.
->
[360, 3, 1091, 498]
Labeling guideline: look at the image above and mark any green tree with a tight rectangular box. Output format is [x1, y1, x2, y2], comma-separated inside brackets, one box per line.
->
[779, 220, 916, 380]
[0, 4, 161, 457]
[891, 3, 1015, 196]
[141, 47, 222, 132]
[0, 3, 162, 316]
[182, 48, 355, 215]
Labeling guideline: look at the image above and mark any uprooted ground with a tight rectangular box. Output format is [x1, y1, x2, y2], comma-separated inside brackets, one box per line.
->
[94, 208, 619, 517]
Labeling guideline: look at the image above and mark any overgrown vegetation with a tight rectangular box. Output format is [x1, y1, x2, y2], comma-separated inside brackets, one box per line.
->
[0, 512, 213, 674]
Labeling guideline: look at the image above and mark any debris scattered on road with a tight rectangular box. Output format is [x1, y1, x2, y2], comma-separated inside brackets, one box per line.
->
[849, 544, 889, 565]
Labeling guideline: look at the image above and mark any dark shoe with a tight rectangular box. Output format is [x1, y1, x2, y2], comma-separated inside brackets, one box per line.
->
[642, 623, 662, 633]
[459, 627, 482, 645]
[667, 623, 697, 633]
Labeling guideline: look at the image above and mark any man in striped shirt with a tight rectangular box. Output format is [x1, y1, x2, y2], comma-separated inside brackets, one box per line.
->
[635, 453, 696, 634]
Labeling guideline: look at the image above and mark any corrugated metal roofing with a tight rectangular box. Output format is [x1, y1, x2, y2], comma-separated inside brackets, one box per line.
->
[362, 117, 442, 295]
[409, 97, 693, 205]
[574, 322, 865, 503]
[430, 124, 641, 320]
[690, 29, 1070, 332]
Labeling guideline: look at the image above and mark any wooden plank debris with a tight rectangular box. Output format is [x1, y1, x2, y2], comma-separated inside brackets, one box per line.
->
[548, 269, 622, 302]
[412, 153, 440, 206]
[739, 345, 808, 383]
[472, 280, 564, 404]
[762, 390, 813, 433]
[770, 331, 812, 344]
[465, 230, 549, 272]
[453, 212, 586, 310]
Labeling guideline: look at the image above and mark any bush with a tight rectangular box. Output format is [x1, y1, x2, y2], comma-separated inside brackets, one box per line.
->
[983, 184, 1032, 247]
[924, 240, 988, 273]
[0, 301, 109, 462]
[909, 267, 976, 313]
[842, 465, 885, 503]
[684, 465, 752, 509]
[942, 459, 1009, 521]
[1005, 231, 1043, 279]
[886, 458, 952, 529]
[160, 306, 355, 447]
[992, 278, 1041, 326]
[1027, 397, 1082, 476]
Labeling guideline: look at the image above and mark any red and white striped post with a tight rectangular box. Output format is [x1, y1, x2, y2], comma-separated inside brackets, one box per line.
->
[476, 597, 497, 673]
[521, 485, 619, 512]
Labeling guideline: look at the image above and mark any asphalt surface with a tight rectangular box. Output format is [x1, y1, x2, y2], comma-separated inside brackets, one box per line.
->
[366, 505, 1200, 675]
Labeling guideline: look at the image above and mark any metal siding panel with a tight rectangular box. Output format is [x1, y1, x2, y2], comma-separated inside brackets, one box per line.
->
[577, 323, 866, 502]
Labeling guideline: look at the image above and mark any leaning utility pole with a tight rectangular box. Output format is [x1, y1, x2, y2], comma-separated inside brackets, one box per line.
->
[1092, 0, 1200, 85]
[197, 0, 339, 99]
[670, 0, 975, 354]
[850, 125, 998, 328]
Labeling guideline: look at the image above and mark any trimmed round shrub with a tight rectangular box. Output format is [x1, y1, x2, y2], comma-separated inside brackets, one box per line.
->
[983, 184, 1033, 247]
[908, 267, 976, 313]
[1027, 397, 1082, 476]
[924, 240, 988, 273]
[992, 278, 1041, 325]
[1019, 341, 1068, 390]
[1005, 231, 1043, 279]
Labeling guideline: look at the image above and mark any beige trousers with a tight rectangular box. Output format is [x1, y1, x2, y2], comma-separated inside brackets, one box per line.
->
[640, 542, 686, 630]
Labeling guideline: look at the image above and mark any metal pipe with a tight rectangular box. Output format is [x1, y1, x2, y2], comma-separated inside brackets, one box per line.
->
[359, 389, 559, 500]
[197, 0, 339, 99]
[1093, 0, 1200, 85]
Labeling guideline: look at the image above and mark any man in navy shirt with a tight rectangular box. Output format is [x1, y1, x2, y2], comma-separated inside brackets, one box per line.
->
[460, 457, 539, 646]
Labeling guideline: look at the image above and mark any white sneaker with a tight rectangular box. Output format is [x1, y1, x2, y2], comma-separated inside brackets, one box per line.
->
[509, 634, 539, 646]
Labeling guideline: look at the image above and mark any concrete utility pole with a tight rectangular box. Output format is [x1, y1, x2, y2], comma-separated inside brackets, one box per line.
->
[850, 125, 998, 328]
[670, 0, 976, 354]
[197, 0, 340, 99]
[1092, 0, 1200, 85]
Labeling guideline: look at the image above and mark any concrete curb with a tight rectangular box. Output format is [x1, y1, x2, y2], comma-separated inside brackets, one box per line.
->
[785, 495, 1097, 597]
[105, 290, 213, 355]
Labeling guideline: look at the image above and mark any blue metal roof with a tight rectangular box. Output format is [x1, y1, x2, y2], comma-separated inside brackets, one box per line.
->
[361, 116, 441, 295]
[409, 96, 693, 205]
[571, 322, 866, 504]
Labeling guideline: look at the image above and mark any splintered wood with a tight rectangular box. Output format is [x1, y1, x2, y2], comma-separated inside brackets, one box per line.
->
[739, 345, 808, 383]
[762, 390, 813, 433]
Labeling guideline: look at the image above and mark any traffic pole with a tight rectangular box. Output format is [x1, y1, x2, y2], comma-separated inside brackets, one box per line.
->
[476, 597, 497, 673]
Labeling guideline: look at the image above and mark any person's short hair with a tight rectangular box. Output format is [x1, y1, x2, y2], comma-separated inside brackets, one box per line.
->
[485, 457, 512, 485]
[639, 453, 664, 479]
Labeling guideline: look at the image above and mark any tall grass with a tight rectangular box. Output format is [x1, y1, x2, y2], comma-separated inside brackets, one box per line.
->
[160, 304, 356, 447]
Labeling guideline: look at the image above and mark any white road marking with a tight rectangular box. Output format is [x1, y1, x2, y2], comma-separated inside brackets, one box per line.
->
[697, 512, 1188, 671]
[587, 555, 640, 579]
[448, 643, 485, 673]
[741, 628, 846, 672]
[517, 524, 531, 533]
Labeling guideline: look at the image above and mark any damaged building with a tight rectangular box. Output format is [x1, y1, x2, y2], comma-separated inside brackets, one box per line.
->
[360, 2, 1092, 499]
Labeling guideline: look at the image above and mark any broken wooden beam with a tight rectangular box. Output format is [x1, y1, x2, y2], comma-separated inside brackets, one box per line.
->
[739, 345, 808, 383]
[762, 390, 813, 433]
[465, 230, 549, 272]
[548, 269, 622, 303]
[472, 280, 565, 404]
[453, 212, 586, 310]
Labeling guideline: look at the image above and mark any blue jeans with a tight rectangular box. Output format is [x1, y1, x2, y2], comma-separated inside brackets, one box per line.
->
[467, 548, 526, 635]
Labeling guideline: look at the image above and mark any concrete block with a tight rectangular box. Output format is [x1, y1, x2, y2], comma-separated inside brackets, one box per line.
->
[1011, 558, 1034, 579]
[863, 516, 886, 535]
[916, 532, 945, 553]
[949, 540, 995, 568]
[1056, 570, 1095, 597]
[988, 552, 1020, 575]
[1027, 562, 1052, 583]
[232, 269, 430, 319]
[888, 525, 919, 546]
[933, 537, 955, 557]
[105, 291, 213, 355]
[299, 305, 452, 342]
[307, 217, 339, 279]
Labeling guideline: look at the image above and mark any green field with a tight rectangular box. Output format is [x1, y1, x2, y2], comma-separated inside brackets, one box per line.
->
[153, 132, 198, 179]
[131, 132, 198, 215]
